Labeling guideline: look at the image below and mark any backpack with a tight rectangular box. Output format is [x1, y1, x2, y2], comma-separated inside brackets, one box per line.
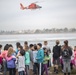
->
[7, 58, 16, 68]
[63, 49, 70, 58]
[53, 45, 61, 58]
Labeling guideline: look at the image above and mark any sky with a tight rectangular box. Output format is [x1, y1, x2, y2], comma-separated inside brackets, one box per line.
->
[0, 0, 76, 31]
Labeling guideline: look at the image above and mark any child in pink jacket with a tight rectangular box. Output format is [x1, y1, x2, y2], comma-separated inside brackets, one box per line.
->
[73, 46, 76, 69]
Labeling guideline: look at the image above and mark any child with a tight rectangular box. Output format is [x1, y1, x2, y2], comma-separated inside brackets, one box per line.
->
[17, 49, 25, 75]
[16, 45, 23, 71]
[36, 43, 44, 75]
[0, 44, 3, 73]
[43, 47, 50, 75]
[43, 41, 51, 68]
[28, 44, 34, 75]
[25, 46, 30, 75]
[53, 40, 61, 74]
[73, 46, 76, 57]
[6, 47, 16, 75]
[1, 44, 13, 75]
[24, 41, 28, 51]
[0, 56, 3, 74]
[73, 46, 76, 69]
[16, 42, 21, 55]
[17, 45, 23, 56]
[0, 45, 2, 54]
[33, 44, 38, 75]
[73, 55, 76, 69]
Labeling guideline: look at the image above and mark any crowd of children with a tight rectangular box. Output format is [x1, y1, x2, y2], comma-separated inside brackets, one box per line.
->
[0, 40, 76, 75]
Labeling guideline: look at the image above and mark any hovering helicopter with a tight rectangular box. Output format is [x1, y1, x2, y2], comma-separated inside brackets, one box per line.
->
[20, 2, 42, 10]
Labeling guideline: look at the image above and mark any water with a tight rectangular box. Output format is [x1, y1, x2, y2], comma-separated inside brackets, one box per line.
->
[0, 33, 76, 50]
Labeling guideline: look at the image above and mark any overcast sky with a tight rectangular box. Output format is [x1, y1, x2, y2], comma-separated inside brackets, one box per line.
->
[0, 0, 76, 31]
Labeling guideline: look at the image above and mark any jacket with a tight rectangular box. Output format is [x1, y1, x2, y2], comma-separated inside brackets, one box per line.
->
[53, 45, 61, 59]
[43, 55, 50, 64]
[18, 56, 25, 72]
[1, 50, 8, 58]
[28, 50, 33, 62]
[33, 51, 38, 63]
[62, 46, 72, 59]
[25, 51, 30, 65]
[6, 56, 16, 68]
[36, 48, 44, 63]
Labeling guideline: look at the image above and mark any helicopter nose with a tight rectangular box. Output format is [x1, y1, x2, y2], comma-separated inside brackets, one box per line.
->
[39, 6, 42, 8]
[40, 6, 42, 8]
[37, 5, 42, 8]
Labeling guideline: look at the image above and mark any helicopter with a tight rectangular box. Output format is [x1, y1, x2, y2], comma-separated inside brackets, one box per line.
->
[20, 2, 42, 10]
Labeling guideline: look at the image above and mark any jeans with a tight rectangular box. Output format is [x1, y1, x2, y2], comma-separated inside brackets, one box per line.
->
[19, 71, 25, 75]
[25, 65, 29, 75]
[8, 68, 16, 75]
[33, 63, 38, 74]
[43, 64, 48, 75]
[63, 59, 71, 73]
[3, 59, 7, 75]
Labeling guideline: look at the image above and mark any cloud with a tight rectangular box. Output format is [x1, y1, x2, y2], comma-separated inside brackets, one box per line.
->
[0, 0, 76, 31]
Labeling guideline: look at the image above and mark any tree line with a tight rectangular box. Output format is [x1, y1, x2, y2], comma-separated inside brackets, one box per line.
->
[0, 28, 76, 34]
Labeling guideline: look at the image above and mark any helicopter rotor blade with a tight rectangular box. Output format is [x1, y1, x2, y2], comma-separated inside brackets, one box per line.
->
[34, 1, 38, 3]
[34, 1, 44, 3]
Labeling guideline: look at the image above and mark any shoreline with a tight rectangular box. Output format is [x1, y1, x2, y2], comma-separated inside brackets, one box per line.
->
[0, 33, 76, 42]
[0, 32, 76, 35]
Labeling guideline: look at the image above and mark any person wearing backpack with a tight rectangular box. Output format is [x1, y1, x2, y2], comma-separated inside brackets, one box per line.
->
[53, 40, 61, 74]
[6, 47, 16, 75]
[61, 40, 72, 75]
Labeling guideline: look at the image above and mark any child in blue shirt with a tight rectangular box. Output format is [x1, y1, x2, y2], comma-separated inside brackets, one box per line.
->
[36, 43, 44, 75]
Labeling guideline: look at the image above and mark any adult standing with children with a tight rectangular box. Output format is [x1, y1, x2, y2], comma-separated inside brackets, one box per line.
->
[61, 40, 72, 75]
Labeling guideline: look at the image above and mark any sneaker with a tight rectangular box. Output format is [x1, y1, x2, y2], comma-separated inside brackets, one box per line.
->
[56, 71, 58, 74]
[62, 69, 64, 73]
[55, 69, 58, 74]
